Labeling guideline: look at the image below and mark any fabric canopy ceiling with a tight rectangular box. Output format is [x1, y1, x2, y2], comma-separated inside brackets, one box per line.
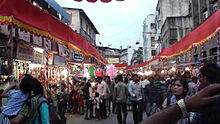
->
[74, 0, 112, 3]
[159, 9, 220, 59]
[114, 63, 127, 68]
[0, 0, 107, 64]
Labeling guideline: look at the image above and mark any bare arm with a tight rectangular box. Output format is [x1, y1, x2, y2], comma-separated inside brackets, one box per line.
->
[141, 84, 220, 124]
[10, 114, 25, 124]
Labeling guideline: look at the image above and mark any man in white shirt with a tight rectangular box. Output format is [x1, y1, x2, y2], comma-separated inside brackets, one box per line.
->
[96, 76, 108, 119]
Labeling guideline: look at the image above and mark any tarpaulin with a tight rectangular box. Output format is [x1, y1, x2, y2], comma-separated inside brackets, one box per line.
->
[114, 63, 127, 68]
[160, 9, 220, 59]
[125, 56, 159, 71]
[0, 0, 107, 64]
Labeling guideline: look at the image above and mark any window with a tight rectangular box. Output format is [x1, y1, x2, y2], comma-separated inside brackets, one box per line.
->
[150, 23, 155, 30]
[170, 28, 177, 40]
[152, 50, 156, 56]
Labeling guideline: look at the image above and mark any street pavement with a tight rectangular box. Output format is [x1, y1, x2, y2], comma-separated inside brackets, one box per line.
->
[67, 112, 148, 124]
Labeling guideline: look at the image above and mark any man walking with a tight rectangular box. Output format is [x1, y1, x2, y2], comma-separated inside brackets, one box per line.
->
[113, 75, 128, 124]
[128, 74, 144, 124]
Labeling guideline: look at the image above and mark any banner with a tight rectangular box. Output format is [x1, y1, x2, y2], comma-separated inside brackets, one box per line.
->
[32, 51, 43, 64]
[73, 51, 83, 63]
[16, 43, 33, 61]
[58, 44, 68, 57]
[44, 38, 51, 51]
[18, 29, 30, 42]
[32, 35, 43, 47]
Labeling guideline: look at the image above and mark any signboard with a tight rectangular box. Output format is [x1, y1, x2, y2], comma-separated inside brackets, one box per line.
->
[58, 44, 68, 57]
[32, 51, 43, 64]
[32, 35, 43, 47]
[18, 29, 30, 42]
[53, 55, 66, 65]
[107, 58, 119, 64]
[16, 43, 33, 61]
[73, 51, 83, 63]
[0, 25, 16, 37]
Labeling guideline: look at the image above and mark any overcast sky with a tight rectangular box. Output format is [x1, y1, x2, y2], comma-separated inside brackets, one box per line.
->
[55, 0, 158, 49]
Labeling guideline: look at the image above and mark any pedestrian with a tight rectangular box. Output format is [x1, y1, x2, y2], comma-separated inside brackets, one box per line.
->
[33, 78, 50, 124]
[94, 92, 101, 120]
[188, 77, 198, 96]
[84, 79, 94, 120]
[113, 75, 128, 124]
[56, 82, 68, 124]
[96, 76, 108, 119]
[105, 76, 114, 115]
[128, 74, 144, 124]
[165, 79, 190, 124]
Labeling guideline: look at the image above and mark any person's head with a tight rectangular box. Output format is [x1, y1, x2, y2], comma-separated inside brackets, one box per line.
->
[200, 63, 220, 84]
[104, 76, 110, 83]
[116, 75, 123, 82]
[96, 77, 102, 84]
[60, 82, 66, 91]
[184, 71, 191, 78]
[192, 76, 198, 83]
[172, 79, 188, 99]
[19, 74, 36, 94]
[132, 74, 139, 83]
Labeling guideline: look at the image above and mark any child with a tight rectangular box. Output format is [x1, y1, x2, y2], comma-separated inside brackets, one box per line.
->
[94, 92, 102, 120]
[0, 80, 28, 119]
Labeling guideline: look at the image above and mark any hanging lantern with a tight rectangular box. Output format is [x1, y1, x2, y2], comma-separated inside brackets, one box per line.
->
[100, 0, 112, 3]
[87, 0, 97, 2]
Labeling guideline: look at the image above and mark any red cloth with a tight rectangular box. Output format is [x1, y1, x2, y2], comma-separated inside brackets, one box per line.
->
[159, 10, 220, 58]
[0, 0, 107, 64]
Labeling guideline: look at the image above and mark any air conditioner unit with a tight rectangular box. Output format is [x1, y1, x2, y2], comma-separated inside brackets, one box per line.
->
[203, 11, 208, 19]
[213, 3, 218, 11]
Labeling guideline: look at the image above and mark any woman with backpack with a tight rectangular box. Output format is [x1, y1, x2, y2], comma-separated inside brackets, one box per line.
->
[33, 78, 50, 124]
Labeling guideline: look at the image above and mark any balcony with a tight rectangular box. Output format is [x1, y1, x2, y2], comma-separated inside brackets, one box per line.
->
[80, 28, 96, 46]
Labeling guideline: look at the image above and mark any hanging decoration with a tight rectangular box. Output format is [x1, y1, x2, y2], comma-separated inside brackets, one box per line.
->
[106, 64, 117, 79]
[89, 66, 95, 78]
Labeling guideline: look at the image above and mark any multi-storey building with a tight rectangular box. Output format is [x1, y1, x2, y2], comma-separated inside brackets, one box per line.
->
[155, 0, 191, 51]
[143, 14, 157, 62]
[63, 8, 99, 47]
[189, 0, 220, 62]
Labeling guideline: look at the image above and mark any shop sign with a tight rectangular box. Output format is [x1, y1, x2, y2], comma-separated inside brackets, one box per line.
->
[48, 52, 54, 65]
[44, 38, 51, 51]
[73, 51, 83, 63]
[107, 58, 119, 64]
[53, 55, 66, 65]
[58, 44, 68, 57]
[32, 51, 43, 64]
[32, 35, 43, 47]
[18, 29, 30, 42]
[16, 44, 33, 61]
[0, 25, 16, 37]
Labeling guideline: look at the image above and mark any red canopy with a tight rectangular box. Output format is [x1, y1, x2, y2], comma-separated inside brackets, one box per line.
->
[125, 56, 158, 71]
[160, 9, 220, 59]
[0, 0, 107, 64]
[114, 63, 127, 68]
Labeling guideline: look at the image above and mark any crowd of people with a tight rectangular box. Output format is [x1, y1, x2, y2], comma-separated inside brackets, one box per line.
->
[0, 62, 220, 124]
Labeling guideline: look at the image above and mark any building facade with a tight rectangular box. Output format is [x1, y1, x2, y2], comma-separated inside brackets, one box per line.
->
[64, 8, 99, 47]
[143, 14, 157, 62]
[155, 0, 191, 52]
[127, 41, 143, 65]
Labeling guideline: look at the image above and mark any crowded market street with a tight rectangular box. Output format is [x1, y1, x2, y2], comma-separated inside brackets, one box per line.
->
[0, 0, 220, 124]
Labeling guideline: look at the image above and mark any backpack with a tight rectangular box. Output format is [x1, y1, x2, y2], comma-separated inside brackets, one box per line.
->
[37, 95, 61, 124]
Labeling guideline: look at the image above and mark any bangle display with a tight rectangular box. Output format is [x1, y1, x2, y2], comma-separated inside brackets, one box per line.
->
[176, 99, 189, 118]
